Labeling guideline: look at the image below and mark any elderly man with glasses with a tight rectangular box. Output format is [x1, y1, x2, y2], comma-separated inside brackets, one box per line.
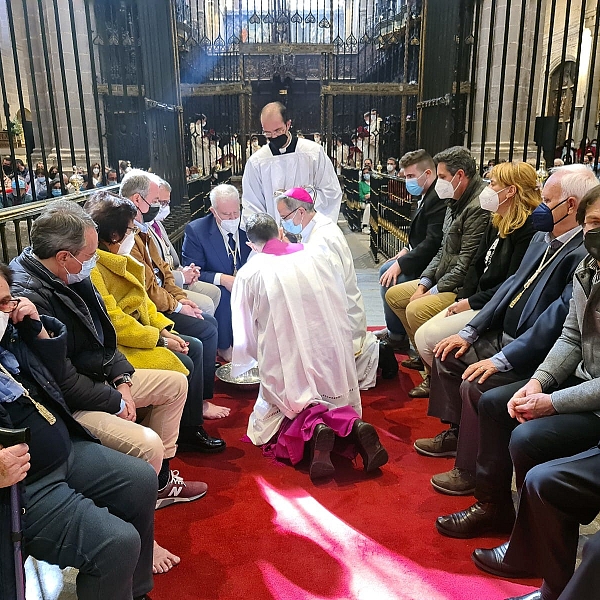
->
[241, 101, 342, 227]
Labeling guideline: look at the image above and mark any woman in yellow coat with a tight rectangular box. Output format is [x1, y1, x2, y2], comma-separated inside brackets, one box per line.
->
[85, 192, 230, 423]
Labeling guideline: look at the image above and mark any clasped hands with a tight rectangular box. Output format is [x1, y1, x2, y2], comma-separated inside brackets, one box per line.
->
[507, 379, 556, 423]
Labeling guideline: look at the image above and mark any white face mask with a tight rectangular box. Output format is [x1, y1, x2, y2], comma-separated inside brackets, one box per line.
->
[93, 168, 100, 175]
[220, 217, 240, 234]
[387, 164, 395, 172]
[155, 205, 170, 222]
[0, 312, 10, 341]
[117, 232, 136, 256]
[479, 185, 509, 213]
[435, 173, 458, 200]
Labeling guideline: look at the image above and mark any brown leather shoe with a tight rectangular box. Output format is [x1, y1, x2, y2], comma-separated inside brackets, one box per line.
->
[352, 420, 389, 472]
[472, 542, 535, 578]
[408, 375, 430, 397]
[436, 501, 516, 539]
[401, 355, 424, 370]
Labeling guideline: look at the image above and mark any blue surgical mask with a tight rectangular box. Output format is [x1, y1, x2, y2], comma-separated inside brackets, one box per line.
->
[64, 252, 98, 285]
[281, 209, 303, 235]
[531, 197, 570, 232]
[51, 189, 62, 197]
[405, 171, 428, 196]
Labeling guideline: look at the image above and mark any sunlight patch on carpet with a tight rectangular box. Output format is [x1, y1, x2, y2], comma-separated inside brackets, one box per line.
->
[256, 477, 537, 600]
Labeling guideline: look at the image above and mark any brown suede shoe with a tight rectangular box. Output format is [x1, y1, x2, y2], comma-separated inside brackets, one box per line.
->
[431, 467, 475, 495]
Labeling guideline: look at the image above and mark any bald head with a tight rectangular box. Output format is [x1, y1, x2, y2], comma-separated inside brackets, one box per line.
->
[260, 102, 291, 141]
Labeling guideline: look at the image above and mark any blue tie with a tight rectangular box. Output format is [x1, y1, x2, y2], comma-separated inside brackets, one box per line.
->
[228, 233, 238, 272]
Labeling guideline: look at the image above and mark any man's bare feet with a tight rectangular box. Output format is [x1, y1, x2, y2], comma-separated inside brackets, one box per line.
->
[203, 400, 231, 419]
[153, 540, 181, 574]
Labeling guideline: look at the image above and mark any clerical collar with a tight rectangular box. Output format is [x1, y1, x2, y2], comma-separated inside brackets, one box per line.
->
[268, 135, 298, 156]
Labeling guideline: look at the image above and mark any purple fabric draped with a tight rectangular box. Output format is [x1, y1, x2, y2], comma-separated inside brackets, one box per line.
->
[265, 404, 361, 465]
[262, 238, 304, 256]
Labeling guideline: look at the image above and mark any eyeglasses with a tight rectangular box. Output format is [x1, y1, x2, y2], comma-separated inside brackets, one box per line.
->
[0, 297, 20, 313]
[126, 225, 140, 235]
[280, 207, 299, 222]
[70, 251, 99, 266]
[262, 126, 287, 138]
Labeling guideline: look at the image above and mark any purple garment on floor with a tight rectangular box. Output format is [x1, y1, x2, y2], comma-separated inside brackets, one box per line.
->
[265, 404, 361, 465]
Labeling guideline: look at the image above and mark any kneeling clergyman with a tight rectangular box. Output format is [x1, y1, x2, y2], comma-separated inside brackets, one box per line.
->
[230, 213, 388, 480]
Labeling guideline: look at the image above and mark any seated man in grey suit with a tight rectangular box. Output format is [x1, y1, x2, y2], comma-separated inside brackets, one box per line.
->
[147, 178, 221, 316]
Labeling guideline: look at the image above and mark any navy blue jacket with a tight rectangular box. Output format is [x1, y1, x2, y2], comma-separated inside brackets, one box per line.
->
[468, 230, 587, 374]
[181, 213, 251, 280]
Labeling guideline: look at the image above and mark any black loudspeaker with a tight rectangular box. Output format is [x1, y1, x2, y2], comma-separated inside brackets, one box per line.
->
[534, 116, 559, 166]
[23, 121, 35, 153]
[534, 116, 558, 151]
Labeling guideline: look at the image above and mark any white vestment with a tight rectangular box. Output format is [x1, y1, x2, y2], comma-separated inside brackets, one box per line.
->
[241, 138, 342, 226]
[231, 245, 362, 445]
[302, 212, 379, 390]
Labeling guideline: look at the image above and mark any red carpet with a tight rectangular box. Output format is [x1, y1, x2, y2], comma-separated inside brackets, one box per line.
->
[153, 352, 540, 600]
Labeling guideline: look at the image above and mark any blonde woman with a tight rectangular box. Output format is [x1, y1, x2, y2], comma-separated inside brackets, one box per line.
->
[409, 161, 541, 397]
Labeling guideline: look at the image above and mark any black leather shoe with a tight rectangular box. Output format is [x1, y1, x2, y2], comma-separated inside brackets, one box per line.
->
[436, 501, 515, 539]
[352, 420, 389, 472]
[506, 591, 542, 600]
[177, 426, 226, 453]
[408, 375, 430, 398]
[472, 542, 535, 578]
[134, 595, 152, 600]
[379, 340, 399, 379]
[401, 355, 424, 371]
[309, 423, 335, 480]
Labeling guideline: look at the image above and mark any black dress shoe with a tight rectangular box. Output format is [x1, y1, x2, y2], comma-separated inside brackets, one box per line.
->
[177, 426, 226, 453]
[309, 423, 335, 480]
[379, 340, 399, 379]
[408, 375, 430, 398]
[436, 501, 515, 539]
[401, 355, 424, 371]
[506, 591, 542, 600]
[352, 420, 389, 472]
[472, 542, 535, 578]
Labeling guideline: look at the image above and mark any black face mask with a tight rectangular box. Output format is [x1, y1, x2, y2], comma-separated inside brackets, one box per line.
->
[584, 226, 600, 261]
[2, 165, 11, 176]
[142, 203, 160, 223]
[270, 132, 289, 150]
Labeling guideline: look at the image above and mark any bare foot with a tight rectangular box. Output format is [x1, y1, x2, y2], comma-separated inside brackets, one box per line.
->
[153, 540, 180, 574]
[203, 400, 231, 419]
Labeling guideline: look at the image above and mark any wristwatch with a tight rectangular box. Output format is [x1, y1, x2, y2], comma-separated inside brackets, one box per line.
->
[156, 336, 168, 348]
[111, 373, 133, 388]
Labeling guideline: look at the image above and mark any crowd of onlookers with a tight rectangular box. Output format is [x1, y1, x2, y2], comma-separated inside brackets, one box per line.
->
[0, 156, 126, 208]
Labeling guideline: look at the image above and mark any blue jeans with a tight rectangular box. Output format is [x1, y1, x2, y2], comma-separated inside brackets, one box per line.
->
[378, 259, 410, 337]
[23, 439, 156, 600]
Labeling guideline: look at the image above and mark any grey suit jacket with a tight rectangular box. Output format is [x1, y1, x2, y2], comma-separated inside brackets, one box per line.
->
[533, 255, 600, 413]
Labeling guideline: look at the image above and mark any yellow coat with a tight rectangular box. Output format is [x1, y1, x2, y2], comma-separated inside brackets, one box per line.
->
[91, 249, 189, 375]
